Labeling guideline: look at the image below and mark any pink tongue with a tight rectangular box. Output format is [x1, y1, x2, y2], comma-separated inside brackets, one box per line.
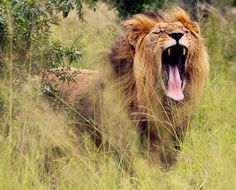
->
[166, 65, 184, 101]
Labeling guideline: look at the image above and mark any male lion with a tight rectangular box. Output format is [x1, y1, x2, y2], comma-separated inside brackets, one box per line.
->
[43, 7, 209, 166]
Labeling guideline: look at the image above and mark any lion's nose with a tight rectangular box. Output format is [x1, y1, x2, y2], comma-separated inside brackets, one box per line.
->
[169, 32, 184, 42]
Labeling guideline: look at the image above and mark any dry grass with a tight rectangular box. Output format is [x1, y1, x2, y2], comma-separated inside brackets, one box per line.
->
[0, 3, 235, 189]
[52, 3, 121, 68]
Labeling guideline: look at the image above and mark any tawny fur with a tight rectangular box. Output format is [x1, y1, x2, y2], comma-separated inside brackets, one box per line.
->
[43, 7, 209, 166]
[43, 68, 101, 103]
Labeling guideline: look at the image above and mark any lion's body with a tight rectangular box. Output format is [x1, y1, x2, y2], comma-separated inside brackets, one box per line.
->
[43, 68, 101, 103]
[43, 7, 209, 166]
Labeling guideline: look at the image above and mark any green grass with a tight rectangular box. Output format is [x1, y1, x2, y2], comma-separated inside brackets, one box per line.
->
[0, 3, 236, 189]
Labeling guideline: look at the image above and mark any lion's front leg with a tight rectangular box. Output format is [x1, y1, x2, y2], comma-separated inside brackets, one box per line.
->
[139, 120, 180, 168]
[158, 121, 190, 167]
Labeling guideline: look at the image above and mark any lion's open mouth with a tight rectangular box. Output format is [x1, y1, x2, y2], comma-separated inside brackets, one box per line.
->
[162, 44, 188, 101]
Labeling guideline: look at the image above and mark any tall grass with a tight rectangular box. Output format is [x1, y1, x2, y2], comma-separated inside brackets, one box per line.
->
[52, 3, 120, 68]
[0, 3, 235, 189]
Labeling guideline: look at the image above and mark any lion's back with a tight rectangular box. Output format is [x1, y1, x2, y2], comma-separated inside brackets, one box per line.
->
[43, 68, 101, 104]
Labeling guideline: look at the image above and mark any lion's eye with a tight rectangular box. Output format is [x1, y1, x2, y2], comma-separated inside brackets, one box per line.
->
[185, 30, 189, 33]
[152, 30, 164, 34]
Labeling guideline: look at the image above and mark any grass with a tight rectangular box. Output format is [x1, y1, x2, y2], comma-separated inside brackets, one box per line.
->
[51, 3, 120, 69]
[0, 3, 236, 189]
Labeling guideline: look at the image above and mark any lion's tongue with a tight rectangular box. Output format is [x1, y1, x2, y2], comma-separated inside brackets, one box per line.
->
[166, 65, 184, 101]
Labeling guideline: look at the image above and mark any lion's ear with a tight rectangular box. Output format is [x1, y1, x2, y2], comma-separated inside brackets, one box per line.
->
[122, 14, 156, 47]
[127, 29, 141, 46]
[189, 21, 201, 35]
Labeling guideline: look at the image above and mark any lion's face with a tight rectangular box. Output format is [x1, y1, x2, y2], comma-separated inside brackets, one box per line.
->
[111, 7, 208, 107]
[144, 21, 193, 101]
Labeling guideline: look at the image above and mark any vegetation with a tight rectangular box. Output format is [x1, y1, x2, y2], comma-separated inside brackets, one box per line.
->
[105, 0, 236, 18]
[0, 1, 236, 190]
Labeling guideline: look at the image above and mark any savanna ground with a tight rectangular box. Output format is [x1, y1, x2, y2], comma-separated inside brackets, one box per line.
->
[0, 2, 236, 190]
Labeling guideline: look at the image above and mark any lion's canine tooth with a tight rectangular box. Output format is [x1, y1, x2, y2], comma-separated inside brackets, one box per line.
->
[167, 48, 171, 56]
[183, 48, 186, 55]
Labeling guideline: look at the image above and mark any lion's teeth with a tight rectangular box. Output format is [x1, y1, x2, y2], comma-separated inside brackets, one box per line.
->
[183, 48, 186, 55]
[168, 48, 171, 56]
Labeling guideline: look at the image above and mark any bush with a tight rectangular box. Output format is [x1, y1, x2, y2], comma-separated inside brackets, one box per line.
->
[0, 0, 94, 76]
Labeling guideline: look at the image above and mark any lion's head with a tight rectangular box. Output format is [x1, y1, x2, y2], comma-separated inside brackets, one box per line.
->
[109, 7, 209, 109]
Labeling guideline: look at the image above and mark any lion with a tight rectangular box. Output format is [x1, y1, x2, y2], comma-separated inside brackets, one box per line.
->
[42, 7, 209, 166]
